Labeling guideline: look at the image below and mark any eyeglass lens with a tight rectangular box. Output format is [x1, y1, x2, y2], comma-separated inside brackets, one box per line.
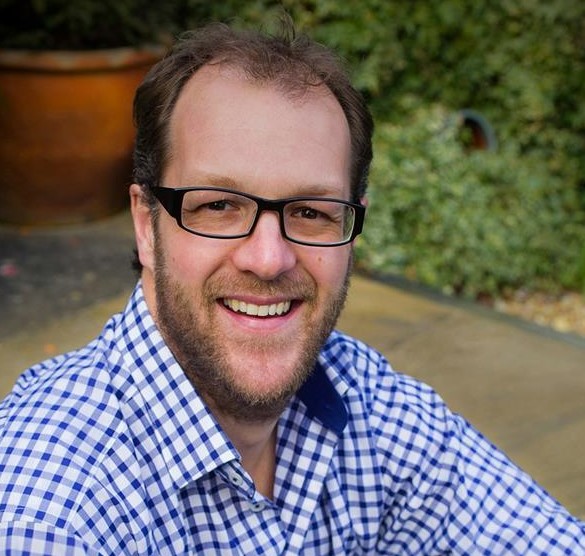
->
[180, 189, 356, 245]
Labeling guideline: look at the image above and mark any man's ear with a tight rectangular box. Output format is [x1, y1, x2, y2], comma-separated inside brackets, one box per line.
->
[129, 183, 156, 272]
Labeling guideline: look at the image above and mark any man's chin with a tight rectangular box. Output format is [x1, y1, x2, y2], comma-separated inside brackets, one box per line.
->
[215, 353, 311, 416]
[205, 380, 301, 423]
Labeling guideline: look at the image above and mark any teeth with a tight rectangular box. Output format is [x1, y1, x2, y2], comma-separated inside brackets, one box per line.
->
[223, 299, 291, 317]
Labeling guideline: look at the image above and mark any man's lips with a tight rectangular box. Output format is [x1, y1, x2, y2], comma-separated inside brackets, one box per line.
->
[222, 298, 292, 317]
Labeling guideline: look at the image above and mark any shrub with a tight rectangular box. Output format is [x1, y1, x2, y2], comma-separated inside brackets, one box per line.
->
[356, 103, 585, 297]
[0, 0, 187, 49]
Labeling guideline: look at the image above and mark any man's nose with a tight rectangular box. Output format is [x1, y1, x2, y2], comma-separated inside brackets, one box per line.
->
[231, 211, 297, 280]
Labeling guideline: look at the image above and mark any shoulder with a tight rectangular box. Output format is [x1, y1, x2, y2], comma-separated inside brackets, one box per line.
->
[1, 332, 125, 444]
[321, 332, 585, 553]
[0, 329, 139, 537]
[323, 330, 456, 460]
[0, 338, 129, 464]
[323, 329, 447, 421]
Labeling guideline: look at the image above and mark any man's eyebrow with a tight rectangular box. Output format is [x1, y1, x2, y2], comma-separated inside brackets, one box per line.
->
[184, 173, 242, 189]
[288, 183, 346, 197]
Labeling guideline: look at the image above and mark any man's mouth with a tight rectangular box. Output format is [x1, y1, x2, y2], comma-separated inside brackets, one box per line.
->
[222, 298, 292, 317]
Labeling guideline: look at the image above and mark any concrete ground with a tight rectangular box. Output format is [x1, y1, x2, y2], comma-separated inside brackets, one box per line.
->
[1, 210, 584, 518]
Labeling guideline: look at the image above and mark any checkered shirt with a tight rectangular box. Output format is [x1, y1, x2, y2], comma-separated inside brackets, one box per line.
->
[1, 283, 584, 555]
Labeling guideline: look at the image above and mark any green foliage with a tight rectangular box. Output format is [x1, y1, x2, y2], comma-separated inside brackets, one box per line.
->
[281, 1, 585, 207]
[356, 103, 585, 297]
[0, 0, 198, 49]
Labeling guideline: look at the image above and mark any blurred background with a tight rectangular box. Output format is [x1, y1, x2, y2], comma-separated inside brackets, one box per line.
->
[1, 0, 584, 338]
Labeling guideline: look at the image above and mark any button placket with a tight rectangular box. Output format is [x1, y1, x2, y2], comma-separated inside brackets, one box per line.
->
[213, 463, 287, 553]
[221, 463, 270, 513]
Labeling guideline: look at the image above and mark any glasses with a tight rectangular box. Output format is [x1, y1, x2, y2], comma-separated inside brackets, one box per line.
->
[152, 186, 365, 247]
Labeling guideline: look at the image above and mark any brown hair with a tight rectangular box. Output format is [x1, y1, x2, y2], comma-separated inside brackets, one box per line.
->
[132, 21, 373, 203]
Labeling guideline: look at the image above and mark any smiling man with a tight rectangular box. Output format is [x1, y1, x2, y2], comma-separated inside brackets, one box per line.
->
[1, 22, 584, 555]
[132, 61, 357, 498]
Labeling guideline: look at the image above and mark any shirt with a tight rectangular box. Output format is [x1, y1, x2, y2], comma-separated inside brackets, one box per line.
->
[0, 283, 583, 555]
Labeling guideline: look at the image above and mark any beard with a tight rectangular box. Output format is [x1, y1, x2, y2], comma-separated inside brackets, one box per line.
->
[152, 239, 351, 423]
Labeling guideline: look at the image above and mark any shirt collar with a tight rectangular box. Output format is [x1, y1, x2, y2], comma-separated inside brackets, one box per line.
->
[297, 360, 348, 436]
[115, 283, 238, 490]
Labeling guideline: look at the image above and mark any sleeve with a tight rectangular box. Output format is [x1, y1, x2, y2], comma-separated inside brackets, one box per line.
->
[362, 357, 585, 555]
[0, 520, 102, 556]
[441, 413, 585, 554]
[377, 399, 585, 555]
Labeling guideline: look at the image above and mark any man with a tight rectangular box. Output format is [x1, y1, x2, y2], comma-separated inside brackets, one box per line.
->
[0, 22, 583, 555]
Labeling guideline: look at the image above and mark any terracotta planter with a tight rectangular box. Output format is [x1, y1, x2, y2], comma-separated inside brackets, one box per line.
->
[0, 47, 164, 225]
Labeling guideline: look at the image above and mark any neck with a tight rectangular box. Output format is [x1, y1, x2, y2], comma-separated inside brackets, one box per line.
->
[214, 409, 278, 499]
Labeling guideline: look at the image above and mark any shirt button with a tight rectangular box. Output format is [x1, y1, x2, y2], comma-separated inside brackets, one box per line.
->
[247, 500, 266, 513]
[226, 469, 244, 487]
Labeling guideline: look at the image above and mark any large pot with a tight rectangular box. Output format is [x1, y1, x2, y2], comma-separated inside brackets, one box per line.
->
[0, 47, 164, 225]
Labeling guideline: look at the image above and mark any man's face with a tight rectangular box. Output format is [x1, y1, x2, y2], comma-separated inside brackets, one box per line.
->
[134, 65, 354, 421]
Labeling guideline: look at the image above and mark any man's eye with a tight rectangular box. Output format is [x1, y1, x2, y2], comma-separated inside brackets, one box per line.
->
[187, 199, 233, 212]
[298, 207, 319, 219]
[205, 200, 229, 211]
[293, 206, 335, 222]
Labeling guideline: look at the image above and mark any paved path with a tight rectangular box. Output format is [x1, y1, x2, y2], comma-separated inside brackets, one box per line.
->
[1, 210, 584, 518]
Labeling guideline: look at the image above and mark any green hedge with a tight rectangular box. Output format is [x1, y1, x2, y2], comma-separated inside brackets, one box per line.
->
[356, 103, 585, 297]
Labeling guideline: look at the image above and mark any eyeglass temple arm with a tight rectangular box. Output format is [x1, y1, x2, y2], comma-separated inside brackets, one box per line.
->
[352, 204, 366, 237]
[151, 186, 182, 219]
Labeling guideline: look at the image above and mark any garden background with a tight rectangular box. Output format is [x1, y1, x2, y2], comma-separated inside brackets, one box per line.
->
[3, 0, 584, 333]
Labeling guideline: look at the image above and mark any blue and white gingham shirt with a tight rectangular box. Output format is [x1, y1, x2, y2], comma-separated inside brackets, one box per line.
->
[0, 283, 584, 555]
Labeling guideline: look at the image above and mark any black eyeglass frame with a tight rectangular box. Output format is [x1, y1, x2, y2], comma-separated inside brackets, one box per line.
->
[151, 185, 366, 247]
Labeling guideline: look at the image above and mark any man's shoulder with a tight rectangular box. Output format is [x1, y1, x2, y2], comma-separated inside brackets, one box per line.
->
[0, 329, 141, 537]
[0, 314, 135, 469]
[0, 302, 135, 418]
[0, 335, 126, 452]
[324, 330, 440, 404]
[9, 341, 106, 391]
[324, 330, 451, 435]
